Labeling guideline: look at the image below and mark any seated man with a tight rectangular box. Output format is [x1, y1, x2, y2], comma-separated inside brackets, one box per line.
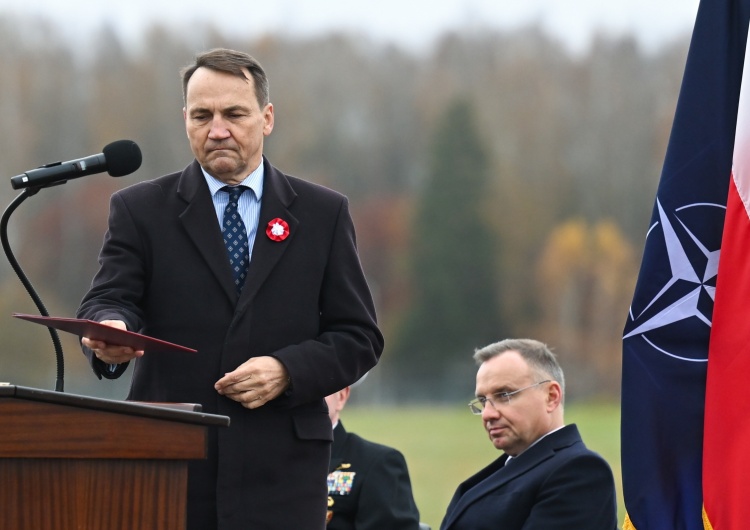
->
[325, 385, 422, 530]
[440, 338, 618, 530]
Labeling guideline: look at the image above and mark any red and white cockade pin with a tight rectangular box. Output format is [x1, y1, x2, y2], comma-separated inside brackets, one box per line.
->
[266, 218, 290, 241]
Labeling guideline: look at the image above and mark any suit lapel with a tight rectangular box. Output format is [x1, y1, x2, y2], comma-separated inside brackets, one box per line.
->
[177, 161, 238, 303]
[442, 455, 512, 529]
[237, 160, 298, 309]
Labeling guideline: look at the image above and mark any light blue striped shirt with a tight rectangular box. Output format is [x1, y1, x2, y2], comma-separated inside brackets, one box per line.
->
[202, 163, 264, 262]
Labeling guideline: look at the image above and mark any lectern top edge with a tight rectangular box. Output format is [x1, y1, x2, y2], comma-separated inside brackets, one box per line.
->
[0, 384, 230, 427]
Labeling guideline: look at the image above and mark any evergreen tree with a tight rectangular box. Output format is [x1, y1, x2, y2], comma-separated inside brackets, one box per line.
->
[391, 98, 504, 400]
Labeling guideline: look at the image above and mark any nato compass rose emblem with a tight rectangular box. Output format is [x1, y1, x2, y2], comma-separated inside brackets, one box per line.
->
[623, 198, 724, 362]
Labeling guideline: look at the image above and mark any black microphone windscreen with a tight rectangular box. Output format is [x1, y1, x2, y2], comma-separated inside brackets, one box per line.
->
[103, 140, 142, 177]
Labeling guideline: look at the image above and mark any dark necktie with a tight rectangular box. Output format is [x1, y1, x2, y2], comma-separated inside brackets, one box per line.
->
[221, 185, 250, 294]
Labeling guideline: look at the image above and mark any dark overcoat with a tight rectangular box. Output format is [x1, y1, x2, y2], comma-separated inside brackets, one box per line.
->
[439, 424, 618, 530]
[78, 157, 383, 530]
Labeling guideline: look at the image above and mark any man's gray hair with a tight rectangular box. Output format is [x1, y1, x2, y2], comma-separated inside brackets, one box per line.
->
[180, 48, 270, 108]
[473, 338, 565, 399]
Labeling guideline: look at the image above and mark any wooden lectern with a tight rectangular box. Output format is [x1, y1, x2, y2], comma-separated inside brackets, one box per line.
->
[0, 384, 230, 530]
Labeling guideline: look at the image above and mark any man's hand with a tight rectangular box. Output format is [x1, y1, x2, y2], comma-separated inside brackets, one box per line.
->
[215, 356, 290, 409]
[81, 320, 144, 364]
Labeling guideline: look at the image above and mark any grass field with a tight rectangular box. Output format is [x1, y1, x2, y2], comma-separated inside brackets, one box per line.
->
[342, 401, 623, 529]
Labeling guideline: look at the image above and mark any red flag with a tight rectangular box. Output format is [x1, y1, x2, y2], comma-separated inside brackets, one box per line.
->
[704, 33, 750, 528]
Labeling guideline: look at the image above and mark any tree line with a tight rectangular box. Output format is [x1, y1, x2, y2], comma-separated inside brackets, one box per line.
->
[0, 14, 690, 402]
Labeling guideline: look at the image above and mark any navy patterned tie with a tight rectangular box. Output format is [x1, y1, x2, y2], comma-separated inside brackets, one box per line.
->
[221, 186, 250, 294]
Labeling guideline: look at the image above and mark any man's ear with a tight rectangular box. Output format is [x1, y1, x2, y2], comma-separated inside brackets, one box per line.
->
[263, 103, 274, 136]
[339, 386, 351, 408]
[546, 381, 563, 412]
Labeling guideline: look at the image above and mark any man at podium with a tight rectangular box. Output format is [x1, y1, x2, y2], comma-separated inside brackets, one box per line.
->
[77, 47, 383, 530]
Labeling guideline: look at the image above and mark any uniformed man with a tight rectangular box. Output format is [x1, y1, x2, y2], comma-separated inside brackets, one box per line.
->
[325, 386, 421, 530]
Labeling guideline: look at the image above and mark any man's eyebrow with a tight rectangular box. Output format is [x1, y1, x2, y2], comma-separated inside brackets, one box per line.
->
[187, 104, 251, 114]
[223, 105, 250, 112]
[187, 105, 210, 115]
[476, 386, 512, 398]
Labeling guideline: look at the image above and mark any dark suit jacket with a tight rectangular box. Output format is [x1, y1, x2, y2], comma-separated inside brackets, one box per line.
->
[77, 158, 384, 530]
[327, 422, 420, 530]
[439, 424, 617, 530]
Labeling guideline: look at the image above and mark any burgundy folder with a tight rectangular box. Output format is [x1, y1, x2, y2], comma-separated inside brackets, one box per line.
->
[13, 313, 197, 354]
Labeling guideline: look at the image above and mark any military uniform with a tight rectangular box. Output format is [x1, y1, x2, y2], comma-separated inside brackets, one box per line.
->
[327, 422, 421, 530]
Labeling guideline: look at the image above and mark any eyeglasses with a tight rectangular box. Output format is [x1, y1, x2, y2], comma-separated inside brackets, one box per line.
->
[468, 380, 551, 415]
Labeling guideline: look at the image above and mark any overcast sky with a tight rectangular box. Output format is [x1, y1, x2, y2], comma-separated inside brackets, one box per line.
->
[0, 0, 700, 53]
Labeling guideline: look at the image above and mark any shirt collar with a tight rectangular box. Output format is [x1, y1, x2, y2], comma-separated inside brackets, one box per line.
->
[202, 161, 264, 200]
[507, 425, 566, 464]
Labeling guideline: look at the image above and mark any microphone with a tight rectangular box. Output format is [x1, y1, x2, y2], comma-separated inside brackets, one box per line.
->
[10, 140, 142, 190]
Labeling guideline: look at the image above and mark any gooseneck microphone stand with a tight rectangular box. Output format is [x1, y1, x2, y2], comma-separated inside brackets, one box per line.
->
[1, 185, 65, 392]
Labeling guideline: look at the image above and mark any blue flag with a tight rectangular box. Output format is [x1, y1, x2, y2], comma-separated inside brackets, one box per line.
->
[621, 0, 750, 528]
